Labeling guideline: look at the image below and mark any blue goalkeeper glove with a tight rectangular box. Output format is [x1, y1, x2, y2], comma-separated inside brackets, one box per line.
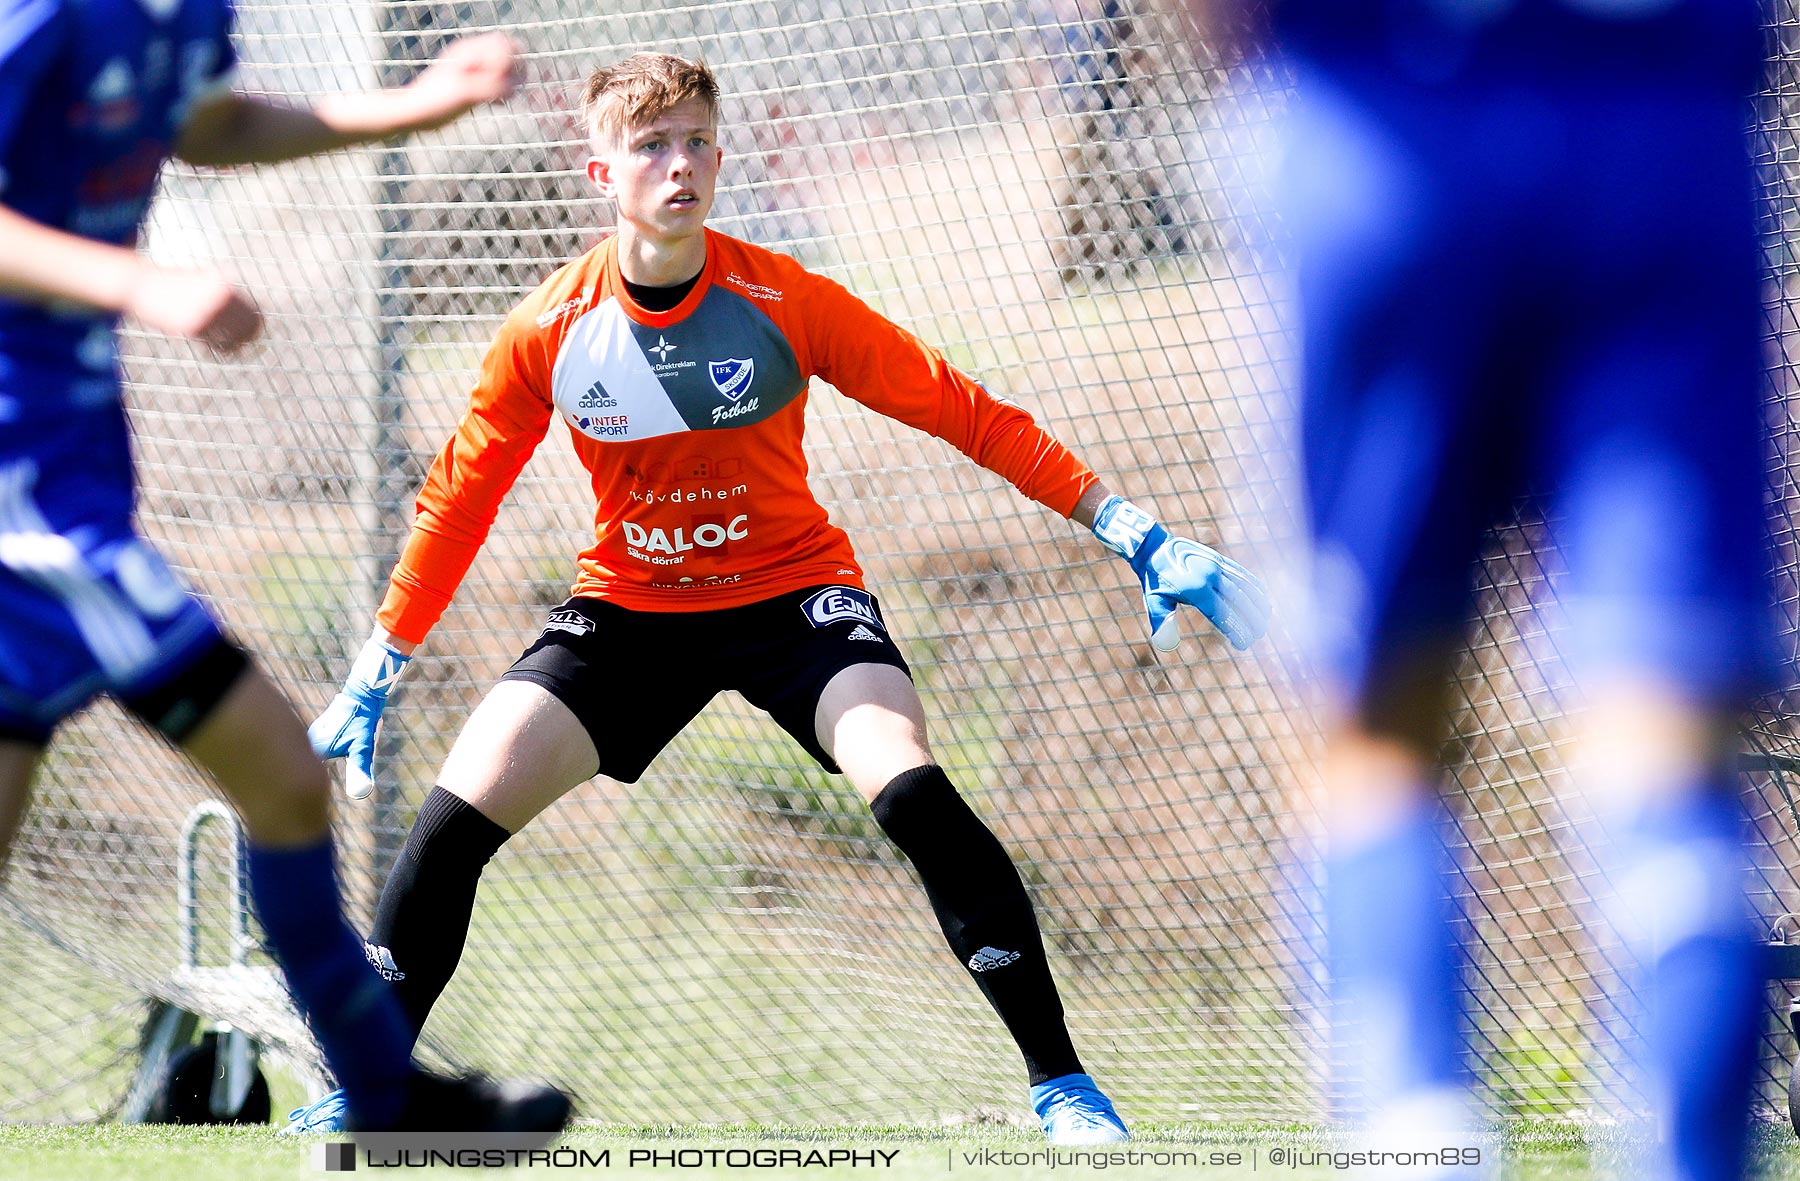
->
[1091, 495, 1270, 652]
[308, 633, 411, 801]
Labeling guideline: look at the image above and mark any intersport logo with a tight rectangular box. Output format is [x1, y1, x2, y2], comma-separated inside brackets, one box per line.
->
[621, 514, 748, 555]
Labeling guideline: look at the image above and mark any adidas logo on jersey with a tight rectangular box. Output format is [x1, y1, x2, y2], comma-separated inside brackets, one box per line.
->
[967, 946, 1021, 973]
[846, 624, 883, 643]
[577, 380, 617, 410]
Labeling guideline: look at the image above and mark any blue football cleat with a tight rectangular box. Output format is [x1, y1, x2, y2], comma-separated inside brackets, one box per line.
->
[278, 1087, 348, 1135]
[1030, 1073, 1131, 1145]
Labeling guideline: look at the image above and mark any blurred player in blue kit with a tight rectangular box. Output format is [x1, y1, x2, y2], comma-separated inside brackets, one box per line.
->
[0, 0, 571, 1136]
[1187, 0, 1775, 1176]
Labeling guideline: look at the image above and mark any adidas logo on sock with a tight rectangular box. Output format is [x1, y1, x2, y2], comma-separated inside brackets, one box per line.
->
[846, 624, 883, 642]
[967, 946, 1021, 972]
[364, 942, 407, 982]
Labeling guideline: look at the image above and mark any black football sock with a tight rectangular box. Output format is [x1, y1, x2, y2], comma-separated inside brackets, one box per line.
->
[869, 764, 1083, 1086]
[366, 786, 511, 1045]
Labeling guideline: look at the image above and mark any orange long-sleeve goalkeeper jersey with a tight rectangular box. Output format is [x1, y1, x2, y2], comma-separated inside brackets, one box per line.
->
[376, 228, 1100, 645]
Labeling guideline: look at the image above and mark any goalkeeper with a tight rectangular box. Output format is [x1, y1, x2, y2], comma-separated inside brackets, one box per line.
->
[294, 52, 1269, 1141]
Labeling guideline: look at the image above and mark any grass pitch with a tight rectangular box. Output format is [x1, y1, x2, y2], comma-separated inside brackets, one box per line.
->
[7, 1120, 1800, 1181]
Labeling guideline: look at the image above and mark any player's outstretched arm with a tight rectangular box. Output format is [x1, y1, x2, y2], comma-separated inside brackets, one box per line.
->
[309, 630, 417, 801]
[0, 205, 262, 351]
[308, 301, 553, 800]
[799, 274, 1270, 652]
[175, 32, 518, 167]
[1079, 486, 1270, 652]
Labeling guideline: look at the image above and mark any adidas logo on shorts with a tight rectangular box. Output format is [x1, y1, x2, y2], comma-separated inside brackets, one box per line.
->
[967, 946, 1021, 973]
[846, 624, 882, 642]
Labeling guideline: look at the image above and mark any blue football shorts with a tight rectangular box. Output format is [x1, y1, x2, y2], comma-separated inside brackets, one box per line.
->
[0, 401, 231, 743]
[1285, 68, 1776, 714]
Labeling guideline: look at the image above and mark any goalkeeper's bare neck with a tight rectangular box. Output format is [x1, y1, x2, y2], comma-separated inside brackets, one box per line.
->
[581, 52, 722, 288]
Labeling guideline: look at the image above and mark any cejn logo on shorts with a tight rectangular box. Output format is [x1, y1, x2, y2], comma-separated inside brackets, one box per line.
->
[801, 586, 883, 631]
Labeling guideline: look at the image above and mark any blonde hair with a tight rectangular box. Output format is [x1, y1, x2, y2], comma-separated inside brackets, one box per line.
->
[580, 53, 719, 150]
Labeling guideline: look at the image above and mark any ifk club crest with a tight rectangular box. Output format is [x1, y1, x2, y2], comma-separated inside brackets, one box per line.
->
[708, 357, 754, 402]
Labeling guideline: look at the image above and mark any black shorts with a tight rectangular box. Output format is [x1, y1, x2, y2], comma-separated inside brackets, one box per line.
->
[500, 585, 911, 782]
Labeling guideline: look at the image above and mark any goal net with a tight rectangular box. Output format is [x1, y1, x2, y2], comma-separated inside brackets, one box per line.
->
[4, 0, 1799, 1129]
